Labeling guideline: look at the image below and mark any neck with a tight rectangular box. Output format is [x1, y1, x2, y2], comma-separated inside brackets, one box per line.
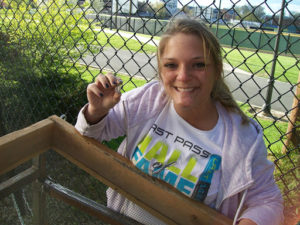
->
[174, 101, 218, 131]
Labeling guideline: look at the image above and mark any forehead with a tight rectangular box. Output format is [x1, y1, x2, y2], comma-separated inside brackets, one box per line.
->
[167, 33, 202, 45]
[162, 33, 207, 59]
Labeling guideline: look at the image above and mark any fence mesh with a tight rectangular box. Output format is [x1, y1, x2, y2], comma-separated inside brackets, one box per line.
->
[0, 0, 299, 224]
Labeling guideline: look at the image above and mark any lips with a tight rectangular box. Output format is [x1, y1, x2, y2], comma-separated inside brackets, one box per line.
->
[175, 87, 194, 92]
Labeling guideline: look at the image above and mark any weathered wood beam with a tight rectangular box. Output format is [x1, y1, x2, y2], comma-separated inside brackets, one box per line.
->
[44, 179, 142, 225]
[0, 119, 54, 175]
[49, 115, 232, 225]
[0, 116, 233, 225]
[0, 166, 39, 199]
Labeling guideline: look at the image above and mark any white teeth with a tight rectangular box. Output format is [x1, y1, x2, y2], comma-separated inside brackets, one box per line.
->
[177, 87, 194, 92]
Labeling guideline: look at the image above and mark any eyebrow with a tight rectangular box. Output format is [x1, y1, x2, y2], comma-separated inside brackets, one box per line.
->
[162, 56, 205, 60]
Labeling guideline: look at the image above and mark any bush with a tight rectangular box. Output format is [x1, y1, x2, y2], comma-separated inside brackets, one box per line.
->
[0, 0, 91, 133]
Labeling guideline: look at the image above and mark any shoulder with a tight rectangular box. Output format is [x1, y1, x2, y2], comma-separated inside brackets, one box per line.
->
[217, 103, 263, 148]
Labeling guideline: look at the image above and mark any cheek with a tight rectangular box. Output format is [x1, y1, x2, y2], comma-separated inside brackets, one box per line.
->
[160, 76, 175, 96]
[160, 71, 173, 85]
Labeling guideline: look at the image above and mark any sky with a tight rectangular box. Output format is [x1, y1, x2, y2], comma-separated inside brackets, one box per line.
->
[177, 0, 300, 15]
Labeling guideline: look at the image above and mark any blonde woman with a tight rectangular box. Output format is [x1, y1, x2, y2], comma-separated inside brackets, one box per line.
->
[75, 18, 283, 225]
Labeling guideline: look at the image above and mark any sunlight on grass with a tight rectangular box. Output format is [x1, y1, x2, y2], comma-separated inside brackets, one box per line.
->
[78, 25, 157, 54]
[223, 47, 299, 84]
[239, 103, 288, 156]
[72, 64, 147, 90]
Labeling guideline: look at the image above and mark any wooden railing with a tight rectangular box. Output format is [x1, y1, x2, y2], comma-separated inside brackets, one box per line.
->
[0, 115, 233, 225]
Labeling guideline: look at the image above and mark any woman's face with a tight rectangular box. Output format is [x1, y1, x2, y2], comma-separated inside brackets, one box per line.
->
[160, 33, 217, 112]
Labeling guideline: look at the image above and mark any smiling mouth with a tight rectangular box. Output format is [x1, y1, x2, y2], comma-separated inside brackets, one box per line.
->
[175, 87, 194, 92]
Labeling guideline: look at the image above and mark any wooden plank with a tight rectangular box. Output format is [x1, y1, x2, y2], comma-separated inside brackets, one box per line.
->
[0, 119, 54, 175]
[49, 115, 232, 225]
[283, 71, 300, 153]
[32, 155, 47, 225]
[0, 166, 39, 199]
[44, 179, 142, 225]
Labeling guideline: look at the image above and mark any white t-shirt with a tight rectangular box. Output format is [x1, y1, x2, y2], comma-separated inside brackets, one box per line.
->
[126, 101, 225, 224]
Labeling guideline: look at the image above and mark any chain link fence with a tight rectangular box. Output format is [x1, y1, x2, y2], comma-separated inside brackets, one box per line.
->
[0, 0, 299, 224]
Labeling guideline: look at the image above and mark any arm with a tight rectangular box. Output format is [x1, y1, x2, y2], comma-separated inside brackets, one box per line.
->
[239, 132, 284, 225]
[84, 73, 122, 124]
[75, 73, 124, 141]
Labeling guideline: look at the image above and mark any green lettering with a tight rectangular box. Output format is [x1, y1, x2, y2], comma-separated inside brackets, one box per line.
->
[138, 135, 152, 154]
[181, 157, 197, 183]
[167, 149, 181, 175]
[144, 141, 168, 163]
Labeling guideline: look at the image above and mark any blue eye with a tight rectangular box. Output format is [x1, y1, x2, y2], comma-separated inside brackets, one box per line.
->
[164, 63, 177, 68]
[194, 62, 205, 68]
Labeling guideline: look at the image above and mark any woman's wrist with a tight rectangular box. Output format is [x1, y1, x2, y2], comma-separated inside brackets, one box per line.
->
[84, 104, 108, 125]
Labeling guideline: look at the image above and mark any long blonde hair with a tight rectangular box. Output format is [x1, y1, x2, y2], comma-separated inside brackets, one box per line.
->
[157, 18, 249, 123]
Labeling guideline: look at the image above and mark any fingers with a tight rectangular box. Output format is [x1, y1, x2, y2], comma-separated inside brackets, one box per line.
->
[87, 83, 102, 98]
[95, 72, 122, 92]
[87, 73, 122, 109]
[106, 72, 123, 86]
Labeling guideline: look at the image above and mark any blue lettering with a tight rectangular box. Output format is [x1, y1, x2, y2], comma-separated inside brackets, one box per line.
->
[192, 154, 221, 201]
[136, 158, 150, 175]
[199, 155, 221, 183]
[163, 171, 178, 186]
[177, 177, 195, 195]
[132, 147, 142, 165]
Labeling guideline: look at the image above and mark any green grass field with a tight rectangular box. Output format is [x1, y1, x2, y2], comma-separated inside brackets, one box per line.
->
[223, 47, 299, 84]
[0, 7, 294, 156]
[1, 8, 299, 221]
[1, 8, 298, 84]
[80, 24, 299, 84]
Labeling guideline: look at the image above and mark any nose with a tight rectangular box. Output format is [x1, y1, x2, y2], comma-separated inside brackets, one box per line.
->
[177, 65, 190, 81]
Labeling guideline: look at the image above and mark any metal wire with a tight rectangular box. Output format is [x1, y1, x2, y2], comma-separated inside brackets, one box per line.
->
[0, 0, 299, 224]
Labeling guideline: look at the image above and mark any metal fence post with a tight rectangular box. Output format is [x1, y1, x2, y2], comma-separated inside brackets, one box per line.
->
[258, 30, 262, 49]
[32, 155, 46, 225]
[285, 33, 290, 54]
[231, 28, 235, 47]
[263, 0, 286, 115]
[115, 0, 119, 29]
[128, 0, 132, 32]
[215, 0, 222, 37]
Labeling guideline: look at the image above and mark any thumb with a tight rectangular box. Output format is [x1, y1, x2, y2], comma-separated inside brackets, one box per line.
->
[112, 91, 121, 105]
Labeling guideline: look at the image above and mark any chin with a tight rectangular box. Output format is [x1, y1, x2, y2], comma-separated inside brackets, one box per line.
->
[174, 101, 194, 109]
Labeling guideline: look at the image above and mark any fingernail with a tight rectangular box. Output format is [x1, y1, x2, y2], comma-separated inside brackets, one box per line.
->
[105, 83, 109, 88]
[115, 85, 121, 93]
[100, 93, 103, 97]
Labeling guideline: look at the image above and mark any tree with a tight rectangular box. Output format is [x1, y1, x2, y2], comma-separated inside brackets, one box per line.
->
[150, 1, 168, 19]
[252, 5, 265, 22]
[91, 0, 105, 13]
[137, 0, 154, 15]
[234, 4, 265, 22]
[182, 5, 193, 17]
[0, 0, 89, 128]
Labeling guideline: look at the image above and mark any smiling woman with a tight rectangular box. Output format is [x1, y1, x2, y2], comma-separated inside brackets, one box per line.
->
[158, 33, 219, 130]
[75, 18, 284, 225]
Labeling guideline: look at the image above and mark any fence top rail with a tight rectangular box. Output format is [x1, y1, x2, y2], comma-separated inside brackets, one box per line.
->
[0, 115, 232, 225]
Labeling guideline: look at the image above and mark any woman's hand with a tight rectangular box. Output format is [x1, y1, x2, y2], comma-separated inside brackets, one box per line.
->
[84, 73, 122, 124]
